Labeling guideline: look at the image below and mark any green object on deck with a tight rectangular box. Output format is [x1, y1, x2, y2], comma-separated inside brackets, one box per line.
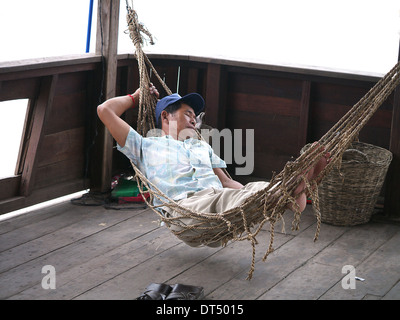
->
[111, 179, 147, 198]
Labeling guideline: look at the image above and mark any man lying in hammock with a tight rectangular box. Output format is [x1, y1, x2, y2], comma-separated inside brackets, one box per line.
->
[97, 86, 330, 247]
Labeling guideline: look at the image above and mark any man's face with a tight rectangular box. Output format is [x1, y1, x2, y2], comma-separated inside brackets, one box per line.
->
[164, 103, 197, 140]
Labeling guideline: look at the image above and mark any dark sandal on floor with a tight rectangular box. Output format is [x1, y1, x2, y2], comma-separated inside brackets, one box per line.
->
[165, 284, 204, 300]
[136, 283, 172, 300]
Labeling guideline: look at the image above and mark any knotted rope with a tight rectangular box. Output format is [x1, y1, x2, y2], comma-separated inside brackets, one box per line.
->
[126, 4, 171, 135]
[125, 4, 400, 279]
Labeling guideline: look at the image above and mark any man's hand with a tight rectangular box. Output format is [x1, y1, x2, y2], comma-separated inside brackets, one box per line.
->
[149, 83, 159, 98]
[213, 168, 244, 189]
[130, 83, 159, 106]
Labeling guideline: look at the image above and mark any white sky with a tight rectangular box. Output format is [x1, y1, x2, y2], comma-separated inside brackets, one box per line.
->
[123, 0, 400, 75]
[0, 0, 399, 75]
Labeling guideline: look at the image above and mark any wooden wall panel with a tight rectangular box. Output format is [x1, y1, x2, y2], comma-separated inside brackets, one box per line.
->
[0, 177, 20, 202]
[45, 92, 87, 134]
[34, 157, 84, 189]
[0, 59, 98, 214]
[225, 71, 303, 178]
[309, 82, 393, 148]
[227, 110, 300, 178]
[32, 72, 89, 192]
[1, 53, 398, 217]
[230, 92, 300, 116]
[148, 59, 207, 98]
[37, 127, 86, 167]
[228, 72, 303, 100]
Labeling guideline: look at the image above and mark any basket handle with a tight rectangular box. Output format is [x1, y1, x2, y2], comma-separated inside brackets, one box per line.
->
[342, 149, 369, 163]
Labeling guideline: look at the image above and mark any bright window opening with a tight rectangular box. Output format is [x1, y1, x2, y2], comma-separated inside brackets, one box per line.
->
[0, 99, 29, 179]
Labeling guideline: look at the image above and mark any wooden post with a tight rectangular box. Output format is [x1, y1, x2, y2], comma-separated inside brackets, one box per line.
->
[298, 80, 311, 151]
[94, 0, 120, 193]
[385, 83, 400, 217]
[187, 68, 199, 93]
[384, 42, 400, 217]
[205, 63, 227, 129]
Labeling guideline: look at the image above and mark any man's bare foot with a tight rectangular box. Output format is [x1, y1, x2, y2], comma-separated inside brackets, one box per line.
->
[286, 178, 307, 212]
[289, 143, 330, 212]
[306, 143, 331, 182]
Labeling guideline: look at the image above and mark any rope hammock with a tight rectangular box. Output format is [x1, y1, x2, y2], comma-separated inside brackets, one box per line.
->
[125, 5, 400, 279]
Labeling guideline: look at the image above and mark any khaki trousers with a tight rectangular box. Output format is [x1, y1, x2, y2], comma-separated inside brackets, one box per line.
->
[165, 181, 270, 247]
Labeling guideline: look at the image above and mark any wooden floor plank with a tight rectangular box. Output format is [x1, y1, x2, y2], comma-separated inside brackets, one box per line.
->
[319, 230, 400, 300]
[207, 209, 346, 299]
[382, 280, 400, 300]
[0, 207, 156, 299]
[165, 207, 322, 296]
[1, 200, 400, 300]
[258, 223, 400, 300]
[72, 206, 319, 300]
[0, 206, 147, 274]
[73, 242, 222, 300]
[313, 222, 400, 269]
[258, 261, 339, 300]
[169, 231, 293, 300]
[0, 203, 93, 251]
[0, 200, 79, 235]
[12, 227, 177, 300]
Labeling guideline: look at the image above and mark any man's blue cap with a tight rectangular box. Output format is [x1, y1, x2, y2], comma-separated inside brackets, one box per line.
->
[155, 93, 205, 126]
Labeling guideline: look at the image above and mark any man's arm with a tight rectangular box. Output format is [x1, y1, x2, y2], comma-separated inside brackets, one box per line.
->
[97, 86, 158, 147]
[97, 91, 138, 147]
[213, 168, 244, 189]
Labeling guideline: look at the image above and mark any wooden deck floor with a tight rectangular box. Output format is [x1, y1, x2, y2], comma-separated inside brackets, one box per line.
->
[1, 197, 400, 300]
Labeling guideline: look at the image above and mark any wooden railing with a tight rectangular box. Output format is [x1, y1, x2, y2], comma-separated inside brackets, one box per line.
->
[1, 53, 399, 216]
[0, 54, 102, 214]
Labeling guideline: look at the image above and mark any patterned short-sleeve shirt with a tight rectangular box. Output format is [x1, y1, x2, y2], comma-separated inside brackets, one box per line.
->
[117, 127, 226, 208]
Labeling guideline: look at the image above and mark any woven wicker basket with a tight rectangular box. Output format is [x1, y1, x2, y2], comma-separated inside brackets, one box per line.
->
[314, 142, 392, 226]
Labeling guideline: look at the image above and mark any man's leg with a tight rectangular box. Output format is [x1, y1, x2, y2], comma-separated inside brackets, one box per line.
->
[165, 144, 330, 247]
[165, 183, 270, 247]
